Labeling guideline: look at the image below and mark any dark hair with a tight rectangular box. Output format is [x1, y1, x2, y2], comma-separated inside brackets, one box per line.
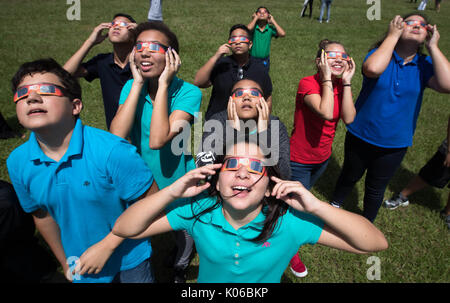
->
[11, 58, 82, 102]
[113, 13, 136, 24]
[134, 21, 179, 53]
[229, 24, 253, 41]
[189, 134, 288, 243]
[255, 6, 270, 14]
[370, 12, 431, 54]
[315, 38, 346, 59]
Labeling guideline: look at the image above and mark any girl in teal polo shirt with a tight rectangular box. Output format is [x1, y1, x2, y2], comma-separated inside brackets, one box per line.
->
[331, 13, 450, 222]
[113, 138, 388, 283]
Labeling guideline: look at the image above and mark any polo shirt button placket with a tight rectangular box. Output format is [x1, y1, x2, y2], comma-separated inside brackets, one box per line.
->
[234, 236, 241, 266]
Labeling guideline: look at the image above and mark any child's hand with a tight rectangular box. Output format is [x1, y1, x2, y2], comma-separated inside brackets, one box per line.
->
[268, 14, 274, 24]
[317, 49, 332, 81]
[270, 177, 320, 214]
[129, 49, 145, 85]
[388, 15, 404, 40]
[73, 240, 115, 277]
[169, 164, 222, 199]
[425, 24, 440, 50]
[87, 23, 111, 45]
[159, 47, 181, 87]
[342, 57, 356, 84]
[256, 97, 269, 133]
[216, 43, 232, 57]
[227, 97, 241, 131]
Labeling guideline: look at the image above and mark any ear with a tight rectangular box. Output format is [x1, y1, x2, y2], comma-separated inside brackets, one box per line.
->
[248, 41, 253, 50]
[72, 98, 83, 116]
[216, 179, 220, 192]
[264, 187, 271, 197]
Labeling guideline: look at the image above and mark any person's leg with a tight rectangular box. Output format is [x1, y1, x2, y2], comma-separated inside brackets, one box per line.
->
[309, 158, 330, 189]
[300, 0, 309, 17]
[290, 161, 313, 190]
[326, 0, 332, 22]
[309, 0, 314, 17]
[319, 0, 326, 22]
[113, 258, 155, 283]
[173, 229, 195, 282]
[363, 147, 407, 222]
[148, 0, 163, 21]
[331, 133, 369, 208]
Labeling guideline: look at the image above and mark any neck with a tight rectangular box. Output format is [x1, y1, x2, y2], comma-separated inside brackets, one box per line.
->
[257, 20, 267, 28]
[113, 43, 133, 68]
[394, 41, 420, 63]
[34, 120, 76, 162]
[222, 200, 262, 230]
[146, 77, 160, 100]
[233, 53, 250, 67]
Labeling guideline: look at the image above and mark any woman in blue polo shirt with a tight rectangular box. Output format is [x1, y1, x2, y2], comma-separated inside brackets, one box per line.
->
[112, 138, 388, 283]
[330, 13, 450, 222]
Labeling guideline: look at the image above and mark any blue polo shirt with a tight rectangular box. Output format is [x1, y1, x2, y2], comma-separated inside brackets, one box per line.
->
[166, 195, 323, 283]
[7, 119, 153, 283]
[347, 49, 434, 148]
[119, 76, 202, 190]
[82, 53, 132, 129]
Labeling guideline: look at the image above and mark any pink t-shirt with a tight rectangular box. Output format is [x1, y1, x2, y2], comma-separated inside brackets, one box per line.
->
[290, 73, 343, 164]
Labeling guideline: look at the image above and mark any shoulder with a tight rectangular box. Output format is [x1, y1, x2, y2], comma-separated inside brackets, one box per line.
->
[7, 141, 31, 169]
[84, 53, 113, 65]
[83, 125, 134, 154]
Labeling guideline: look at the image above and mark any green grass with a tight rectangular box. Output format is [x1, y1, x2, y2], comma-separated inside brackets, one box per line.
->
[0, 0, 449, 283]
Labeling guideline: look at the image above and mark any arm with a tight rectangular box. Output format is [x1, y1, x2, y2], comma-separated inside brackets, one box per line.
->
[444, 115, 450, 167]
[271, 177, 388, 253]
[362, 15, 404, 78]
[149, 48, 194, 149]
[268, 15, 286, 37]
[63, 23, 111, 77]
[112, 164, 221, 239]
[340, 57, 356, 124]
[109, 50, 144, 139]
[32, 209, 72, 281]
[247, 13, 258, 31]
[426, 26, 450, 93]
[304, 50, 335, 121]
[194, 44, 231, 88]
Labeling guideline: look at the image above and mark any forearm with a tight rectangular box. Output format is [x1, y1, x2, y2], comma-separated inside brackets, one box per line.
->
[63, 39, 94, 76]
[428, 45, 450, 92]
[271, 20, 286, 37]
[110, 82, 143, 138]
[113, 186, 176, 238]
[194, 54, 221, 87]
[312, 201, 388, 252]
[363, 35, 398, 78]
[247, 17, 258, 31]
[340, 87, 356, 124]
[149, 84, 171, 149]
[33, 213, 67, 268]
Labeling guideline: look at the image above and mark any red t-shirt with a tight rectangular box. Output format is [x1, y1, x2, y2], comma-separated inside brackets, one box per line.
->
[290, 73, 343, 164]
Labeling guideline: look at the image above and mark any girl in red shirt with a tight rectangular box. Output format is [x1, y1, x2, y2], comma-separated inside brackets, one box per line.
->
[289, 39, 356, 277]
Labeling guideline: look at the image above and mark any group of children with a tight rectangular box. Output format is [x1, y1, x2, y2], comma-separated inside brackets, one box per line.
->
[3, 5, 450, 283]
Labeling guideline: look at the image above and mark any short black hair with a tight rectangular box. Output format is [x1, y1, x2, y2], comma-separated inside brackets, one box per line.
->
[255, 6, 270, 14]
[228, 24, 253, 41]
[134, 21, 179, 53]
[11, 58, 82, 102]
[113, 13, 136, 24]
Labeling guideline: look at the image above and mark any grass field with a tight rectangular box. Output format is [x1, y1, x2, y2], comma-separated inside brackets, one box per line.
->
[0, 0, 448, 283]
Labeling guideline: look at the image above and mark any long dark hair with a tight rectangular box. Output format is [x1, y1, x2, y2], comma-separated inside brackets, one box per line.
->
[370, 12, 431, 54]
[188, 135, 288, 243]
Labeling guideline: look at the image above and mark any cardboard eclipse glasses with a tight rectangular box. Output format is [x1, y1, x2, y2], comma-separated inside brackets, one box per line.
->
[14, 83, 66, 103]
[221, 157, 267, 176]
[135, 41, 168, 54]
[228, 36, 250, 44]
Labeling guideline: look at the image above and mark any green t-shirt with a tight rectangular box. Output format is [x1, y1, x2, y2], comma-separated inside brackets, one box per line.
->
[250, 24, 278, 59]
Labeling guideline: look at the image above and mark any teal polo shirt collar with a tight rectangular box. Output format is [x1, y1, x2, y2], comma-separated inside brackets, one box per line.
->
[28, 118, 83, 164]
[208, 201, 266, 235]
[392, 50, 419, 66]
[256, 24, 269, 32]
[140, 76, 180, 103]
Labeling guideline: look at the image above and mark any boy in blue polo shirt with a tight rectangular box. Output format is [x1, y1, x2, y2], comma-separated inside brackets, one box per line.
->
[7, 58, 158, 283]
[64, 13, 137, 129]
[247, 6, 286, 72]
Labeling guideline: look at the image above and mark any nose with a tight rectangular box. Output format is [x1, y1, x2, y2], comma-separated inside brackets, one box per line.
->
[235, 165, 250, 179]
[26, 90, 43, 104]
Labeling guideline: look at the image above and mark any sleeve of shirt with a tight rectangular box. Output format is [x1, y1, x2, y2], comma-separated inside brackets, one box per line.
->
[297, 76, 320, 102]
[171, 81, 202, 118]
[118, 79, 134, 105]
[81, 54, 103, 82]
[6, 156, 41, 213]
[289, 208, 324, 246]
[106, 140, 154, 203]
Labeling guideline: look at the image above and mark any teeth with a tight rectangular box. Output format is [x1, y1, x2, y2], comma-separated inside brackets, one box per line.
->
[233, 186, 249, 191]
[141, 62, 151, 66]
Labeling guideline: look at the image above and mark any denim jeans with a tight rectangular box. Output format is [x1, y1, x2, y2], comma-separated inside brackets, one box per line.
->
[332, 132, 407, 222]
[319, 0, 333, 21]
[112, 258, 155, 283]
[290, 159, 330, 190]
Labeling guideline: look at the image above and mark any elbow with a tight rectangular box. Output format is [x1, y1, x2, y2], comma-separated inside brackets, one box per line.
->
[149, 138, 166, 150]
[343, 116, 355, 125]
[362, 64, 382, 79]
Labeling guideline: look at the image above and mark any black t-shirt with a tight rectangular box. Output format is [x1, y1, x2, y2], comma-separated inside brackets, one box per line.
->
[82, 53, 132, 129]
[205, 55, 273, 121]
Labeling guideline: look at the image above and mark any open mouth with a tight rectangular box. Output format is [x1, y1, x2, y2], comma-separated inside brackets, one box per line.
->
[27, 108, 47, 115]
[140, 61, 153, 72]
[232, 186, 252, 196]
